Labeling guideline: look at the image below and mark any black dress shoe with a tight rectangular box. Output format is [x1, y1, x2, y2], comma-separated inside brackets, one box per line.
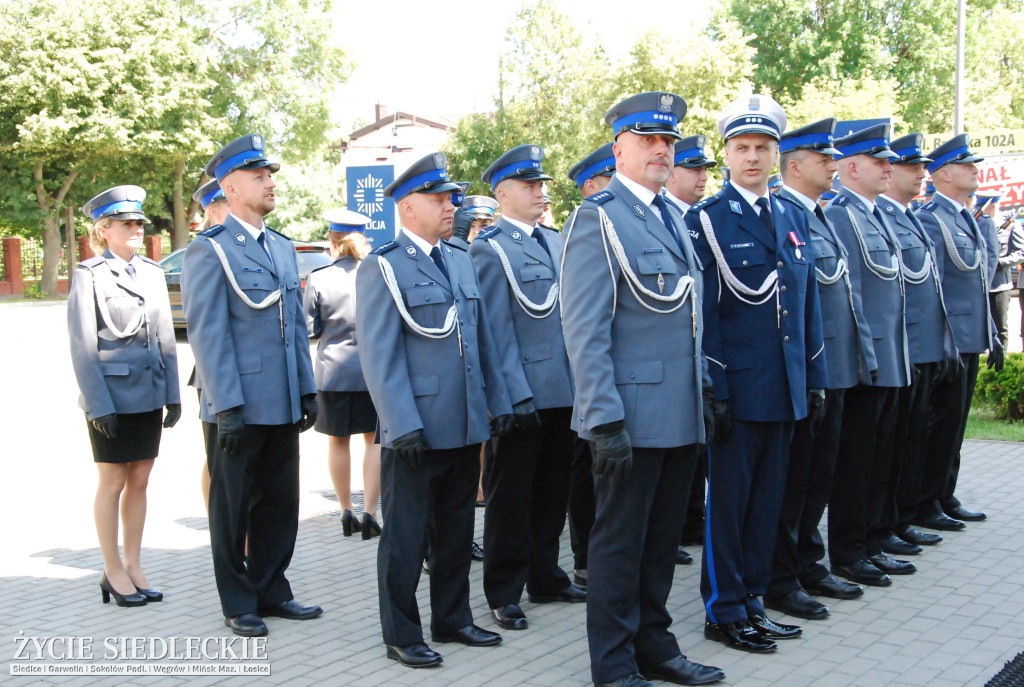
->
[386, 642, 442, 668]
[491, 603, 528, 630]
[764, 589, 828, 620]
[882, 534, 922, 556]
[897, 526, 942, 545]
[676, 547, 694, 565]
[914, 513, 965, 531]
[868, 553, 916, 575]
[642, 654, 725, 685]
[225, 614, 268, 637]
[472, 541, 485, 561]
[361, 512, 381, 540]
[946, 505, 986, 521]
[831, 560, 892, 587]
[703, 619, 777, 653]
[432, 624, 502, 646]
[99, 574, 147, 607]
[595, 673, 653, 687]
[803, 573, 864, 599]
[574, 569, 588, 589]
[261, 599, 323, 620]
[340, 509, 361, 537]
[529, 583, 586, 603]
[749, 614, 802, 639]
[134, 587, 163, 602]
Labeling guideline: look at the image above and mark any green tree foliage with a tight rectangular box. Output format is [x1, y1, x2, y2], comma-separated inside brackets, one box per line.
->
[444, 0, 756, 222]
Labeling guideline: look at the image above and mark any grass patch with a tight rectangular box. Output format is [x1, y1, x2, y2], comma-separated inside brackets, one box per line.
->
[965, 405, 1024, 442]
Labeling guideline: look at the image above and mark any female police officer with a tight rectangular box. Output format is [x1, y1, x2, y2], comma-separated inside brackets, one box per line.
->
[68, 185, 181, 607]
[304, 209, 382, 538]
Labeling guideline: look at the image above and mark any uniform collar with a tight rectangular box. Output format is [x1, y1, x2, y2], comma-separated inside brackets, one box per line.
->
[781, 185, 818, 213]
[229, 212, 267, 241]
[104, 249, 139, 273]
[878, 193, 908, 211]
[502, 215, 536, 236]
[402, 227, 439, 254]
[933, 190, 965, 213]
[614, 172, 657, 208]
[663, 190, 691, 213]
[844, 187, 877, 213]
[730, 183, 771, 213]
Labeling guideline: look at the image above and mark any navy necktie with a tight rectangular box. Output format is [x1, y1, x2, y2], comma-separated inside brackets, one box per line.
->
[125, 263, 136, 280]
[813, 204, 827, 226]
[430, 245, 450, 282]
[755, 197, 774, 233]
[651, 193, 683, 251]
[256, 231, 273, 264]
[961, 209, 979, 239]
[532, 227, 550, 257]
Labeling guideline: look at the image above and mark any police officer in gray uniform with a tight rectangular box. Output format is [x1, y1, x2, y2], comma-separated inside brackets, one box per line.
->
[877, 134, 956, 552]
[561, 91, 724, 687]
[767, 118, 868, 621]
[356, 152, 515, 668]
[917, 134, 1004, 529]
[181, 134, 321, 638]
[977, 194, 1011, 348]
[472, 144, 584, 632]
[825, 124, 913, 587]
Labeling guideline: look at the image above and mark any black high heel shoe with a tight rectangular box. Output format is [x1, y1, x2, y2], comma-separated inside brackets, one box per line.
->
[341, 509, 362, 537]
[361, 513, 381, 540]
[100, 574, 147, 607]
[134, 587, 164, 602]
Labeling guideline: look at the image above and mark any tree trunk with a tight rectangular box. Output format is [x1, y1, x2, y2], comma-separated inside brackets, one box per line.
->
[172, 157, 188, 250]
[32, 161, 79, 297]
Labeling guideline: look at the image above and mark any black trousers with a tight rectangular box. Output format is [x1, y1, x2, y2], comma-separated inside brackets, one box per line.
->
[888, 363, 940, 532]
[587, 445, 698, 684]
[828, 386, 899, 565]
[204, 422, 299, 618]
[568, 437, 595, 572]
[483, 407, 574, 606]
[923, 353, 980, 515]
[681, 456, 707, 545]
[990, 290, 1010, 349]
[378, 445, 479, 646]
[769, 389, 845, 598]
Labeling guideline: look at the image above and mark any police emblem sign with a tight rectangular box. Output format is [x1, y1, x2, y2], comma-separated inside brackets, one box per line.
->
[346, 165, 395, 245]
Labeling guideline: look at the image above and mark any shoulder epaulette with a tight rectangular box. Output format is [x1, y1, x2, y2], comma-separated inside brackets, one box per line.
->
[831, 195, 850, 208]
[585, 190, 615, 205]
[443, 238, 468, 251]
[372, 240, 399, 255]
[266, 226, 290, 240]
[921, 201, 937, 212]
[690, 195, 719, 212]
[476, 226, 500, 241]
[138, 255, 160, 267]
[78, 256, 104, 269]
[775, 193, 802, 211]
[308, 263, 332, 275]
[199, 224, 225, 237]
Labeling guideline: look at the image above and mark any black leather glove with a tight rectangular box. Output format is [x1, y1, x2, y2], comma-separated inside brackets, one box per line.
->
[591, 420, 632, 485]
[490, 414, 515, 437]
[712, 400, 732, 444]
[451, 207, 475, 242]
[512, 398, 542, 430]
[988, 339, 1005, 371]
[297, 394, 318, 432]
[702, 385, 715, 445]
[91, 414, 119, 439]
[162, 404, 181, 428]
[217, 407, 245, 454]
[392, 429, 429, 466]
[807, 388, 826, 427]
[870, 369, 879, 385]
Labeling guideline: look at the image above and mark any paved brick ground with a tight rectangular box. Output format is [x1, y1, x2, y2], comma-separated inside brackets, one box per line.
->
[2, 301, 1022, 686]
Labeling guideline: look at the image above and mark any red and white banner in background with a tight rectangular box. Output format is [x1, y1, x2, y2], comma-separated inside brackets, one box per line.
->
[975, 155, 1024, 213]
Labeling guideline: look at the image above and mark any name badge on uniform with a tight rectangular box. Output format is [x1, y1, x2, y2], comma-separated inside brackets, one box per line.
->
[730, 242, 755, 249]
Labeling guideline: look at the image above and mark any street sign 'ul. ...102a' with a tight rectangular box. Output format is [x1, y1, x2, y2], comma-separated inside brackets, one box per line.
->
[346, 165, 395, 246]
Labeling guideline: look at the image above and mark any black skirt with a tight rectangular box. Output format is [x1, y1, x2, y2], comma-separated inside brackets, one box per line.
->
[315, 390, 378, 437]
[87, 410, 162, 463]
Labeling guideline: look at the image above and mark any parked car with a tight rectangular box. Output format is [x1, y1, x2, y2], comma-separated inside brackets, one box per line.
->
[161, 240, 332, 331]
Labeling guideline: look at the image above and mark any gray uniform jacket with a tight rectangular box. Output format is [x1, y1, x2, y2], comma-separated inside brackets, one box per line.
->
[68, 251, 180, 420]
[777, 188, 874, 390]
[355, 232, 512, 450]
[181, 215, 316, 425]
[469, 217, 574, 410]
[825, 192, 910, 387]
[979, 213, 1013, 292]
[879, 196, 957, 365]
[303, 256, 368, 392]
[560, 175, 708, 448]
[916, 195, 995, 354]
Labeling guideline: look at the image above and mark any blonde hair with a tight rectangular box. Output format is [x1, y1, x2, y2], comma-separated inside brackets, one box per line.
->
[89, 217, 112, 256]
[329, 231, 370, 260]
